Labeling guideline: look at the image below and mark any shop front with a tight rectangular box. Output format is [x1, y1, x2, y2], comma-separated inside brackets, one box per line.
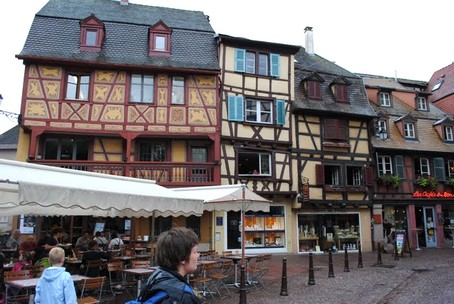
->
[296, 211, 363, 253]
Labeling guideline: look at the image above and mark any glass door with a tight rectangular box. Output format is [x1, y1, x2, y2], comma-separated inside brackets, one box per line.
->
[423, 207, 437, 247]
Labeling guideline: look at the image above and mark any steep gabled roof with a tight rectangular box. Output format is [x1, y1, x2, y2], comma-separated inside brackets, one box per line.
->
[0, 125, 19, 147]
[427, 62, 454, 103]
[18, 0, 219, 72]
[293, 47, 376, 119]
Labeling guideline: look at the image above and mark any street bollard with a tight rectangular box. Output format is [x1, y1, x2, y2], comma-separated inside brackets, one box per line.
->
[308, 252, 316, 285]
[357, 242, 363, 268]
[280, 257, 288, 296]
[377, 242, 383, 265]
[239, 264, 247, 304]
[343, 245, 350, 272]
[328, 249, 335, 278]
[394, 240, 399, 261]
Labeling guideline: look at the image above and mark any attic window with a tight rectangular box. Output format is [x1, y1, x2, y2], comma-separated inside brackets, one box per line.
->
[416, 96, 427, 111]
[149, 21, 171, 56]
[307, 80, 322, 99]
[80, 15, 104, 51]
[432, 80, 443, 91]
[334, 84, 349, 102]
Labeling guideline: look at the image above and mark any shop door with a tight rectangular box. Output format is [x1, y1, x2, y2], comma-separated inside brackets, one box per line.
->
[423, 207, 437, 247]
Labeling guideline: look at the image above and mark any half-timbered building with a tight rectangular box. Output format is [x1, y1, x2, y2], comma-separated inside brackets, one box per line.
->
[216, 34, 300, 253]
[292, 28, 377, 253]
[15, 0, 220, 245]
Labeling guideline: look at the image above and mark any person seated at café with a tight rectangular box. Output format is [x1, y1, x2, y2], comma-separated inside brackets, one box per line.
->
[108, 232, 124, 250]
[12, 251, 33, 276]
[75, 231, 91, 252]
[44, 227, 69, 257]
[6, 229, 22, 249]
[81, 240, 110, 277]
[20, 235, 37, 256]
[93, 231, 108, 250]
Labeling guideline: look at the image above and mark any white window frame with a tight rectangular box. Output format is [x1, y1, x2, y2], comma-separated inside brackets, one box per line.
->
[420, 158, 430, 176]
[171, 76, 185, 104]
[377, 155, 393, 176]
[379, 92, 391, 107]
[238, 151, 272, 176]
[376, 120, 388, 138]
[417, 97, 427, 110]
[347, 166, 362, 186]
[448, 160, 454, 178]
[404, 122, 415, 139]
[444, 125, 453, 141]
[245, 99, 272, 124]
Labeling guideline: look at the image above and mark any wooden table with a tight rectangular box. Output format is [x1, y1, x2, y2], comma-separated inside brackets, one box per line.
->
[123, 267, 157, 297]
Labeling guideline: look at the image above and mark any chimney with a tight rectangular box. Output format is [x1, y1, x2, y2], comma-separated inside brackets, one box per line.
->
[120, 0, 129, 5]
[304, 26, 314, 56]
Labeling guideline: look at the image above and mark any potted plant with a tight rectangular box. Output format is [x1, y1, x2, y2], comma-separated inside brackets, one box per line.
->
[417, 175, 438, 190]
[446, 177, 454, 187]
[378, 174, 401, 189]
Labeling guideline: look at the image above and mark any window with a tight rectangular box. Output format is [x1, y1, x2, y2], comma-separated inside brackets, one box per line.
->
[379, 92, 391, 107]
[238, 152, 271, 176]
[66, 73, 90, 100]
[227, 95, 285, 126]
[334, 84, 349, 102]
[307, 80, 322, 99]
[377, 156, 393, 176]
[432, 79, 443, 91]
[234, 48, 280, 77]
[375, 120, 388, 139]
[347, 167, 363, 186]
[245, 99, 272, 124]
[444, 125, 453, 142]
[139, 142, 167, 161]
[186, 216, 200, 238]
[43, 138, 89, 160]
[171, 77, 185, 104]
[191, 147, 208, 182]
[149, 21, 171, 56]
[414, 158, 430, 176]
[324, 119, 348, 141]
[130, 74, 154, 103]
[404, 123, 415, 139]
[417, 97, 427, 111]
[325, 165, 340, 186]
[80, 15, 104, 51]
[433, 157, 446, 181]
[447, 160, 454, 178]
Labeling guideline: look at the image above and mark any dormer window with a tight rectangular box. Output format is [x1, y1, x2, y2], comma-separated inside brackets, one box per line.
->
[379, 92, 391, 107]
[330, 77, 351, 103]
[404, 122, 415, 139]
[308, 80, 322, 99]
[416, 96, 427, 111]
[149, 21, 171, 56]
[445, 125, 454, 142]
[80, 14, 104, 51]
[375, 119, 388, 140]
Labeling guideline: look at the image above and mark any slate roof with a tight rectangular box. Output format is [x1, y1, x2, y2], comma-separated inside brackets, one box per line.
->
[293, 48, 376, 119]
[0, 125, 19, 148]
[18, 0, 219, 71]
[427, 62, 454, 103]
[363, 76, 454, 154]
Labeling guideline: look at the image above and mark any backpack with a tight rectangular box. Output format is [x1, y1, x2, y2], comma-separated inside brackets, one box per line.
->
[125, 285, 193, 304]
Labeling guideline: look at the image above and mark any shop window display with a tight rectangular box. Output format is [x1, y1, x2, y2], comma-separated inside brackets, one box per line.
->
[297, 213, 360, 253]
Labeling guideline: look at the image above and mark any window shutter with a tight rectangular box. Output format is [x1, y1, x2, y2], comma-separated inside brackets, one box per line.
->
[433, 157, 446, 181]
[394, 155, 404, 178]
[234, 49, 246, 72]
[228, 95, 244, 122]
[324, 119, 348, 140]
[275, 99, 285, 125]
[315, 164, 325, 185]
[364, 166, 374, 186]
[338, 120, 348, 140]
[270, 53, 280, 77]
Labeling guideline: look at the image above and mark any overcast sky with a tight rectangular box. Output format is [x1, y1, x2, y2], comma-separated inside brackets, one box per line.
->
[1, 0, 453, 133]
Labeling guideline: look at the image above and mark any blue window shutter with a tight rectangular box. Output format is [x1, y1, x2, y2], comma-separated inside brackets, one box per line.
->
[394, 155, 404, 178]
[235, 49, 246, 72]
[433, 157, 446, 181]
[276, 99, 285, 125]
[228, 95, 244, 121]
[270, 54, 280, 77]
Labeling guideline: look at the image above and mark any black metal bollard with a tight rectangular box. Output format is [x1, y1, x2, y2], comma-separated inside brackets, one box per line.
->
[308, 252, 316, 285]
[358, 242, 363, 268]
[377, 242, 383, 265]
[394, 240, 399, 261]
[280, 257, 288, 296]
[328, 249, 335, 278]
[239, 264, 247, 304]
[343, 245, 350, 272]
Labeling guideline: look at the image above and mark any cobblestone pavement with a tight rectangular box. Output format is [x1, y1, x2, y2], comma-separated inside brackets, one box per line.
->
[205, 247, 454, 304]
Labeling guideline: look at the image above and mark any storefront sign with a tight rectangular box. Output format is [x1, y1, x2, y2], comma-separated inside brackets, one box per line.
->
[301, 176, 310, 202]
[413, 191, 454, 198]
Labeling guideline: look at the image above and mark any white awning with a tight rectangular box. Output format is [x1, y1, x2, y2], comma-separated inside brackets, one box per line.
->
[0, 159, 203, 217]
[173, 184, 270, 212]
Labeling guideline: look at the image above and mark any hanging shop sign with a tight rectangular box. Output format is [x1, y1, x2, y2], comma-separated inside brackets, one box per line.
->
[413, 191, 454, 198]
[300, 176, 310, 203]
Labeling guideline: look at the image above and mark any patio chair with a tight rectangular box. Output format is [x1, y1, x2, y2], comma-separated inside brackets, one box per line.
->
[246, 255, 266, 289]
[131, 260, 150, 269]
[84, 259, 102, 277]
[4, 270, 32, 304]
[106, 261, 135, 297]
[78, 276, 105, 304]
[192, 263, 215, 300]
[208, 260, 232, 298]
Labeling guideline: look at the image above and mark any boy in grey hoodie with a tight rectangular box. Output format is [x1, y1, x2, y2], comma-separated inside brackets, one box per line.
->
[35, 247, 77, 304]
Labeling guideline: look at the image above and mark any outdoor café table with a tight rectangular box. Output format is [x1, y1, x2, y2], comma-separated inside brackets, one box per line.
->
[64, 258, 82, 274]
[122, 266, 157, 297]
[219, 254, 257, 286]
[4, 274, 89, 301]
[112, 255, 136, 268]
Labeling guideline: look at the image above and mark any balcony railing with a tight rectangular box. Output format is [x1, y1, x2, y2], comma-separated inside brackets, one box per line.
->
[29, 160, 216, 186]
